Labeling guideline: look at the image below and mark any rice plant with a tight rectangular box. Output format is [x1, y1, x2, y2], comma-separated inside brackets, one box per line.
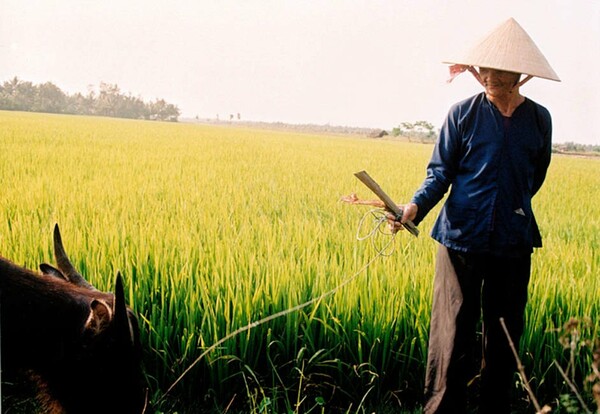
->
[0, 111, 598, 413]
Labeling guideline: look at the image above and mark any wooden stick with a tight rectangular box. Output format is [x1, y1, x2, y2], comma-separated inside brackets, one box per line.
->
[499, 317, 550, 413]
[554, 360, 593, 414]
[353, 170, 419, 237]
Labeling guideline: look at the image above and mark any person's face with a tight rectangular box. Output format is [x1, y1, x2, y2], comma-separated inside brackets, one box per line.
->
[478, 67, 521, 98]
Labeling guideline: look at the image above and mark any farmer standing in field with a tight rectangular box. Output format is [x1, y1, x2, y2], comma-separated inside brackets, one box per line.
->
[388, 18, 560, 413]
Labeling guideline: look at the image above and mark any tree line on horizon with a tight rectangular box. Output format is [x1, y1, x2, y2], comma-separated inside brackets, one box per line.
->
[0, 77, 180, 122]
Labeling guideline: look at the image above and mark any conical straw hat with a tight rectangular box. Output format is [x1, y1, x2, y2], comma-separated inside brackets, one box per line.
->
[443, 18, 560, 82]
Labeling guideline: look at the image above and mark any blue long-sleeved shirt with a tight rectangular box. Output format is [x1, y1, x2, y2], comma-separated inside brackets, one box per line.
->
[411, 92, 552, 256]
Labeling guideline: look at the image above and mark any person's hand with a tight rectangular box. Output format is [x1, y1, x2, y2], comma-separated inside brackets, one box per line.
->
[386, 203, 418, 233]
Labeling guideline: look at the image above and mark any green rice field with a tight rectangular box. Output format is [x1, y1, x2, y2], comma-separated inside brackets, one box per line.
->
[0, 111, 598, 413]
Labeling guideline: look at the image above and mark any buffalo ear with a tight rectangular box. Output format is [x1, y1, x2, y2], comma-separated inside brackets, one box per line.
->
[85, 299, 113, 335]
[39, 263, 68, 281]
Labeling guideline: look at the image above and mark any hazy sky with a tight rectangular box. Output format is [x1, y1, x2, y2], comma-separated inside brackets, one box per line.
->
[2, 0, 599, 144]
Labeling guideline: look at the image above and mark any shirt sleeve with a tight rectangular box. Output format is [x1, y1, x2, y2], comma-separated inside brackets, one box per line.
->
[410, 107, 461, 225]
[532, 108, 552, 196]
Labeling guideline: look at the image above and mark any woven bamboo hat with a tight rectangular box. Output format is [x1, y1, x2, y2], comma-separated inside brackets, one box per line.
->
[444, 17, 560, 82]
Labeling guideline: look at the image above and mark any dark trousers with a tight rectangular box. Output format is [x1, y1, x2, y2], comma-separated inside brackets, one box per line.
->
[423, 245, 531, 414]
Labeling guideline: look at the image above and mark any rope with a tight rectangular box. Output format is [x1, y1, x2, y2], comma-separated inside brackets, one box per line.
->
[159, 208, 406, 402]
[356, 208, 400, 256]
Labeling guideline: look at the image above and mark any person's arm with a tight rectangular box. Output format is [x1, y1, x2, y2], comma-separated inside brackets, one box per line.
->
[532, 111, 552, 196]
[410, 109, 461, 225]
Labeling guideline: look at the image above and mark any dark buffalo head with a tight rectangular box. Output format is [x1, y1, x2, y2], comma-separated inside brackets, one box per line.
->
[0, 224, 146, 413]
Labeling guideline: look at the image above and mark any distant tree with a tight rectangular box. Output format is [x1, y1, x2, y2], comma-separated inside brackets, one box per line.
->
[34, 82, 66, 114]
[66, 91, 96, 115]
[96, 82, 122, 117]
[401, 122, 414, 136]
[0, 77, 35, 110]
[147, 99, 180, 121]
[162, 103, 180, 122]
[392, 120, 438, 142]
[414, 120, 436, 142]
[392, 122, 416, 140]
[119, 94, 148, 119]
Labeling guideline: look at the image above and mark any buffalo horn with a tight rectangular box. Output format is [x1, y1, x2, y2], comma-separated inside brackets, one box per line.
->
[53, 224, 96, 290]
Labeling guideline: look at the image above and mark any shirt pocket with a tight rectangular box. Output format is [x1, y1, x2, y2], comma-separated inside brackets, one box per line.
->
[508, 206, 534, 246]
[442, 201, 481, 243]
